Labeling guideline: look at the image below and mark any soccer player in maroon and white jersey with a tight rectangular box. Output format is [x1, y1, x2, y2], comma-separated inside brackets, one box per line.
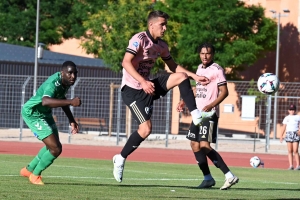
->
[113, 10, 215, 183]
[177, 43, 239, 190]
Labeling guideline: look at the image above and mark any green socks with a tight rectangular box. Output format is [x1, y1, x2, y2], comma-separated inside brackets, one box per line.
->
[26, 146, 57, 175]
[27, 146, 48, 171]
[32, 149, 57, 175]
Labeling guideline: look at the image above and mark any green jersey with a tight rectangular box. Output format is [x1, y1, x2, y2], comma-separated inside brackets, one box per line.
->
[22, 72, 70, 117]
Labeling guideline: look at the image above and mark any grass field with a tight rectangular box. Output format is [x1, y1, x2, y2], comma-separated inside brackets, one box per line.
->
[0, 154, 299, 200]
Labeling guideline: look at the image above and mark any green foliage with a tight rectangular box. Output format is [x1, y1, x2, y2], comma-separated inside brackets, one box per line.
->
[82, 0, 277, 75]
[247, 79, 267, 102]
[1, 0, 278, 77]
[82, 0, 156, 72]
[154, 0, 277, 79]
[0, 0, 107, 47]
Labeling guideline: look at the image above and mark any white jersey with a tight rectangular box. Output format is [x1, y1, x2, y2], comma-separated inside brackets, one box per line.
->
[282, 115, 300, 132]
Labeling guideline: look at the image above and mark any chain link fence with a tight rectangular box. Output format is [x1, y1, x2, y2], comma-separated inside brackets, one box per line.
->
[1, 75, 300, 152]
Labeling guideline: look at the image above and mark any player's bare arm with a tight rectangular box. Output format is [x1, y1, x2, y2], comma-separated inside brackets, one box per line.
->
[202, 84, 228, 112]
[62, 105, 79, 134]
[122, 52, 155, 95]
[42, 96, 81, 108]
[280, 124, 287, 143]
[164, 58, 209, 84]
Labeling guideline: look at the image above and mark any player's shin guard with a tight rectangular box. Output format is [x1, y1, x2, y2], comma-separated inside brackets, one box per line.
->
[32, 150, 57, 175]
[121, 131, 145, 158]
[207, 149, 230, 174]
[178, 79, 197, 112]
[194, 150, 211, 176]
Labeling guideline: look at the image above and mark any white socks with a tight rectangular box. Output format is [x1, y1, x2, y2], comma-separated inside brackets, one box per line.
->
[225, 171, 234, 179]
[190, 109, 201, 117]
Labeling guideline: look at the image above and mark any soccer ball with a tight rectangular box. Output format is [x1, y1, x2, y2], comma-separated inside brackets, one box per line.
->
[250, 156, 261, 168]
[257, 73, 280, 95]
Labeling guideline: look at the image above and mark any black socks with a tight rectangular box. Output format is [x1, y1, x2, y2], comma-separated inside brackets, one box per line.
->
[178, 79, 197, 112]
[121, 131, 145, 158]
[194, 150, 211, 176]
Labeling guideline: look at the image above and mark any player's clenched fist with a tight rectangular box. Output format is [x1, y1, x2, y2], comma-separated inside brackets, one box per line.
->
[71, 97, 81, 107]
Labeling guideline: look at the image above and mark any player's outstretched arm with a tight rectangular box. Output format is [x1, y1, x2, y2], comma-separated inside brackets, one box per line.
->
[42, 96, 81, 108]
[164, 59, 209, 85]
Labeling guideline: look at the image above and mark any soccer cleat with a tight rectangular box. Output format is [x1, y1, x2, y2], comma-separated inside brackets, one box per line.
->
[113, 154, 125, 183]
[29, 174, 44, 185]
[20, 167, 32, 178]
[197, 179, 216, 189]
[220, 176, 239, 190]
[287, 166, 294, 170]
[294, 166, 300, 170]
[192, 110, 216, 126]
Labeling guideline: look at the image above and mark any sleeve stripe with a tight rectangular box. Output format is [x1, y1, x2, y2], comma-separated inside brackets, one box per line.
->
[126, 48, 137, 55]
[161, 55, 172, 61]
[138, 33, 146, 39]
[217, 81, 227, 86]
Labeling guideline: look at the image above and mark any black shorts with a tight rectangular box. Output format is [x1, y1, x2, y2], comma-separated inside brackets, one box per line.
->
[121, 74, 170, 124]
[186, 114, 218, 143]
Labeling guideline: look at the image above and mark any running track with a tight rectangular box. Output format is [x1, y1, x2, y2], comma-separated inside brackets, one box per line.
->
[0, 141, 287, 169]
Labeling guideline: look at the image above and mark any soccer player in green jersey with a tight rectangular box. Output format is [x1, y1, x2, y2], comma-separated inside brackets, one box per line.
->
[20, 61, 81, 185]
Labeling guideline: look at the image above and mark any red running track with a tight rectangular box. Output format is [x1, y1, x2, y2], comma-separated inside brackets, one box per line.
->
[0, 141, 287, 169]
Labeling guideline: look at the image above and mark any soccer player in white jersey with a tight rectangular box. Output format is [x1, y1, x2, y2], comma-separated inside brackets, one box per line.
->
[177, 43, 239, 190]
[112, 10, 215, 183]
[280, 104, 300, 170]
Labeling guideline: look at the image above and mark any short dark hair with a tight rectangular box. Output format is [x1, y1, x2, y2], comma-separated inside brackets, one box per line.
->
[197, 43, 215, 54]
[62, 61, 76, 70]
[147, 10, 169, 23]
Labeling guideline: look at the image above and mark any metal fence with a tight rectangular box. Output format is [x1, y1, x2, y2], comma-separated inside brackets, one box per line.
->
[0, 75, 173, 141]
[1, 75, 300, 151]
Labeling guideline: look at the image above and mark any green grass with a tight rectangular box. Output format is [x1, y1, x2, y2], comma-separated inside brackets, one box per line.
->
[0, 154, 299, 200]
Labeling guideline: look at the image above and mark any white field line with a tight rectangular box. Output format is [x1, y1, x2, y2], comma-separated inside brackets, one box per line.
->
[0, 174, 298, 185]
[0, 160, 298, 185]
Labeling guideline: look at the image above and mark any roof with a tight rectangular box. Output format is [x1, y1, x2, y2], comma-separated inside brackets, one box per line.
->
[0, 42, 106, 67]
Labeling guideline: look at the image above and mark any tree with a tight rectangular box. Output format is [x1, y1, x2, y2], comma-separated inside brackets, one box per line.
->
[82, 0, 277, 76]
[82, 0, 159, 72]
[154, 0, 277, 79]
[0, 0, 107, 47]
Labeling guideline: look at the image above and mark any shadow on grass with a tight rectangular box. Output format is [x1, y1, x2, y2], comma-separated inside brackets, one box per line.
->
[46, 182, 217, 190]
[46, 182, 300, 193]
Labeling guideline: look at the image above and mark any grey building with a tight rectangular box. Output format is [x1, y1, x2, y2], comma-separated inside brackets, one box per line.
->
[0, 42, 121, 77]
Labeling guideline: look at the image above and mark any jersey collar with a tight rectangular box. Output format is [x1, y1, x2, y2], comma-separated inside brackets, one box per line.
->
[146, 30, 158, 44]
[202, 61, 214, 68]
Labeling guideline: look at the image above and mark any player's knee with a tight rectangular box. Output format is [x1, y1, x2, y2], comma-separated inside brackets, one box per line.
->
[199, 142, 212, 154]
[178, 72, 188, 81]
[137, 127, 152, 138]
[293, 150, 299, 154]
[49, 144, 62, 157]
